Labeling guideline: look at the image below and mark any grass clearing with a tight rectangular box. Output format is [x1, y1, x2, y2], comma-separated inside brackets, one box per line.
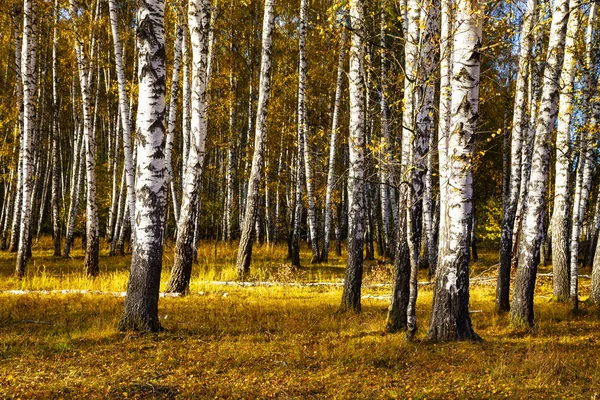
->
[1, 237, 599, 398]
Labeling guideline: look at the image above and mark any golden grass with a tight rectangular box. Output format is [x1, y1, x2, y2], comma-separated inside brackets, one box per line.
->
[1, 237, 599, 399]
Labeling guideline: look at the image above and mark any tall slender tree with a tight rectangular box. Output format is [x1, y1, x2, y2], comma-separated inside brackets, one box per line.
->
[236, 0, 276, 277]
[511, 0, 571, 328]
[340, 0, 365, 312]
[427, 0, 482, 342]
[119, 0, 168, 332]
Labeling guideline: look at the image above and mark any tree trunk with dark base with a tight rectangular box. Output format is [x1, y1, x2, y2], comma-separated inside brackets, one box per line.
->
[510, 0, 570, 329]
[340, 0, 365, 313]
[427, 0, 482, 342]
[119, 0, 168, 333]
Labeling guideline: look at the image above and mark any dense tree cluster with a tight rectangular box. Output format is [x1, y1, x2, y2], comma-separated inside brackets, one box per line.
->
[1, 0, 600, 339]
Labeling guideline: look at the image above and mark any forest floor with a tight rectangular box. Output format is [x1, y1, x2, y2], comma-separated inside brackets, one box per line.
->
[1, 237, 600, 399]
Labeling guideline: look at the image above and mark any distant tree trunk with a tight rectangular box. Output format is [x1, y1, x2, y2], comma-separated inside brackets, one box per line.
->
[70, 0, 99, 277]
[551, 0, 581, 301]
[64, 125, 84, 257]
[434, 0, 452, 278]
[571, 3, 597, 309]
[165, 11, 184, 226]
[496, 0, 537, 312]
[51, 0, 61, 256]
[108, 0, 137, 235]
[119, 0, 168, 332]
[340, 0, 365, 313]
[15, 0, 37, 277]
[9, 5, 24, 255]
[511, 0, 570, 328]
[322, 27, 346, 263]
[378, 1, 393, 258]
[167, 0, 211, 294]
[235, 0, 275, 278]
[427, 0, 482, 342]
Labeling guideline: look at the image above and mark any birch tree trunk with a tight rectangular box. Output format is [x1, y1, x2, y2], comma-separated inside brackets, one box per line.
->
[167, 0, 211, 294]
[340, 0, 365, 312]
[235, 0, 275, 277]
[321, 26, 346, 263]
[51, 0, 61, 256]
[435, 0, 452, 277]
[70, 0, 99, 277]
[119, 0, 168, 332]
[15, 0, 36, 277]
[165, 10, 184, 226]
[406, 0, 439, 339]
[570, 2, 597, 309]
[551, 0, 581, 301]
[496, 0, 537, 312]
[9, 5, 24, 255]
[427, 0, 482, 342]
[386, 0, 420, 332]
[510, 0, 570, 328]
[108, 0, 137, 234]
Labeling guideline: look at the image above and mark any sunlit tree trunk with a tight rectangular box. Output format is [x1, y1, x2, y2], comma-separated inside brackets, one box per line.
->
[167, 0, 211, 294]
[340, 0, 365, 312]
[511, 0, 570, 328]
[570, 2, 597, 309]
[235, 0, 275, 277]
[64, 124, 84, 257]
[108, 0, 137, 235]
[551, 0, 581, 301]
[50, 0, 61, 256]
[434, 0, 452, 279]
[496, 0, 537, 312]
[322, 26, 346, 263]
[119, 0, 168, 332]
[70, 0, 100, 277]
[15, 0, 37, 277]
[386, 0, 419, 332]
[427, 0, 482, 342]
[166, 11, 184, 226]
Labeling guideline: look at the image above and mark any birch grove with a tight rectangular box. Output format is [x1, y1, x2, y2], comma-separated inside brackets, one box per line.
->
[0, 0, 598, 341]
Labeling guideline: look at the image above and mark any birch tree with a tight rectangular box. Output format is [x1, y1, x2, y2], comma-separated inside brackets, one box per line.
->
[108, 0, 137, 234]
[569, 2, 597, 309]
[70, 0, 100, 277]
[119, 0, 168, 332]
[551, 0, 581, 301]
[322, 26, 346, 263]
[427, 0, 482, 342]
[15, 0, 36, 277]
[510, 0, 571, 328]
[496, 0, 537, 312]
[235, 0, 276, 277]
[340, 0, 365, 312]
[167, 0, 211, 294]
[51, 0, 61, 257]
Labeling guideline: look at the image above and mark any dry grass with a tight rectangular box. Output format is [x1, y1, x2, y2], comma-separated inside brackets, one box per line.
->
[1, 237, 599, 399]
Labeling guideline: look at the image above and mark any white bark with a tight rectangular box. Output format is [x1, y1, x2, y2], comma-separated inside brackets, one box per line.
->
[340, 0, 365, 312]
[15, 0, 37, 277]
[551, 0, 581, 300]
[108, 0, 136, 234]
[497, 0, 537, 312]
[427, 0, 482, 342]
[322, 26, 346, 262]
[168, 0, 212, 294]
[119, 0, 168, 332]
[166, 12, 184, 225]
[569, 2, 597, 308]
[235, 0, 275, 277]
[511, 0, 571, 328]
[70, 0, 100, 276]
